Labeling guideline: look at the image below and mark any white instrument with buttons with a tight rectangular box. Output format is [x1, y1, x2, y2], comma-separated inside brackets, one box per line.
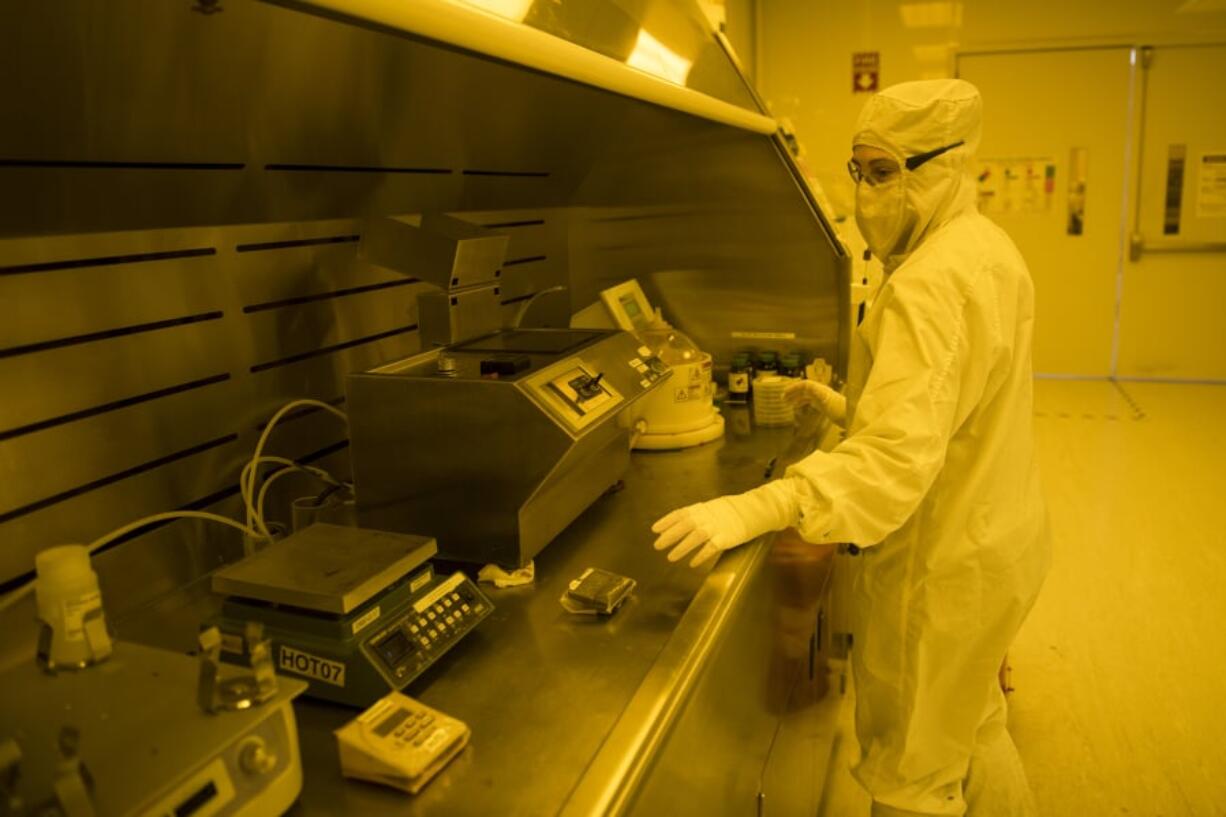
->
[335, 691, 470, 794]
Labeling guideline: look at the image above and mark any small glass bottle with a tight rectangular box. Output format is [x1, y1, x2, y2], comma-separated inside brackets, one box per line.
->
[755, 350, 778, 378]
[780, 352, 804, 379]
[727, 353, 752, 404]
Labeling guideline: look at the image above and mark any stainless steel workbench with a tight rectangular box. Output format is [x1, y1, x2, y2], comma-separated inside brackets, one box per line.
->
[284, 411, 846, 816]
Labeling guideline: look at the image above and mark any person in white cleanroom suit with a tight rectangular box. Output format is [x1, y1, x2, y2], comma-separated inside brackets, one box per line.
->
[651, 79, 1051, 817]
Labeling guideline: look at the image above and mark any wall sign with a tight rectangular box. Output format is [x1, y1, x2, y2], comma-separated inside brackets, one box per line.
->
[853, 52, 879, 93]
[1164, 144, 1186, 234]
[976, 157, 1056, 215]
[1067, 147, 1088, 235]
[1196, 151, 1226, 218]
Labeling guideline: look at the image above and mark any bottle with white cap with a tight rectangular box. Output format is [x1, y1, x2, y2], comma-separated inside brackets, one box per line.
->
[35, 545, 113, 670]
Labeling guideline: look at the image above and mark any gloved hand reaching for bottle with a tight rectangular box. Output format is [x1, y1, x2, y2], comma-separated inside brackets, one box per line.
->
[784, 380, 847, 424]
[651, 480, 799, 567]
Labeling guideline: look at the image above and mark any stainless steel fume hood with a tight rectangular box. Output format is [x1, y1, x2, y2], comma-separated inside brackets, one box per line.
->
[0, 0, 848, 604]
[0, 2, 850, 815]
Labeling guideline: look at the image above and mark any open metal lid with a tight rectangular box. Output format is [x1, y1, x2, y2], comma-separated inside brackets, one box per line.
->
[212, 524, 437, 615]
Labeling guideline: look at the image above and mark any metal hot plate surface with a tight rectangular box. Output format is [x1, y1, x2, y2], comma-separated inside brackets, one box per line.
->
[210, 524, 437, 614]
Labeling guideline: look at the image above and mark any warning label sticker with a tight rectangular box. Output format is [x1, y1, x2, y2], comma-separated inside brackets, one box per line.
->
[351, 605, 381, 636]
[1197, 152, 1226, 218]
[279, 645, 346, 687]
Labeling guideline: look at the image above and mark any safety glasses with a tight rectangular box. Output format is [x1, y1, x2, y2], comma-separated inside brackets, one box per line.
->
[847, 140, 966, 186]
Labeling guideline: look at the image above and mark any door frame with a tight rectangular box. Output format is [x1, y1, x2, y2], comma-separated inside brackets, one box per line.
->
[955, 44, 1139, 380]
[956, 40, 1226, 385]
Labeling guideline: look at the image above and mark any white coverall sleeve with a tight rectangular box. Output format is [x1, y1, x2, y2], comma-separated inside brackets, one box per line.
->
[786, 269, 994, 547]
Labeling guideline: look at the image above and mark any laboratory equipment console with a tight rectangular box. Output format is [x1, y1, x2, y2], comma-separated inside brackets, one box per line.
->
[0, 640, 308, 817]
[347, 328, 671, 568]
[363, 571, 489, 687]
[212, 524, 493, 708]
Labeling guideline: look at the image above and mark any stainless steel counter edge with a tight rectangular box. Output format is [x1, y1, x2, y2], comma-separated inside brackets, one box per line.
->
[558, 530, 774, 816]
[561, 412, 837, 816]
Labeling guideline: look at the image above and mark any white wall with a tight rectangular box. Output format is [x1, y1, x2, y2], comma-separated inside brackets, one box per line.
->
[722, 0, 759, 79]
[738, 0, 1226, 380]
[749, 0, 1226, 221]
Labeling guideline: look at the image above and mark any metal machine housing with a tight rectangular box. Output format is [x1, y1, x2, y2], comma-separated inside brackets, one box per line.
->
[347, 328, 669, 567]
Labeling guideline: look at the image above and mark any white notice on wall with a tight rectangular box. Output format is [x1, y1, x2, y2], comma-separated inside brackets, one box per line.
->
[976, 158, 1057, 216]
[1196, 153, 1226, 218]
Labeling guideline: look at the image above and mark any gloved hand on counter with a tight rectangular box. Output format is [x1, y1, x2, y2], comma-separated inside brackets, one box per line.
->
[651, 480, 799, 568]
[784, 380, 847, 424]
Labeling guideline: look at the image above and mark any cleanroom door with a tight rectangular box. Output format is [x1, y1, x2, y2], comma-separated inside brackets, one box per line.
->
[1120, 44, 1226, 381]
[957, 48, 1135, 377]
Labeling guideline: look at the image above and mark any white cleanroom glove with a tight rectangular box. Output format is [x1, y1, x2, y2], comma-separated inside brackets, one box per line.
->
[651, 480, 799, 568]
[784, 380, 847, 424]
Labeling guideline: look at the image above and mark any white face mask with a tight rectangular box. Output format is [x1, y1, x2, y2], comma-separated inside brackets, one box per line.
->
[855, 176, 908, 261]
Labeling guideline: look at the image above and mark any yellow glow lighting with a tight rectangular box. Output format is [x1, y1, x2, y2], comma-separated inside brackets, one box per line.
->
[912, 43, 956, 63]
[899, 2, 964, 28]
[626, 29, 693, 86]
[456, 0, 534, 22]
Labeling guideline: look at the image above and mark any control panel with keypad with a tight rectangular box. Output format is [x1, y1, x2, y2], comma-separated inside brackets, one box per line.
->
[626, 344, 670, 391]
[336, 690, 470, 794]
[526, 345, 669, 436]
[361, 572, 492, 689]
[216, 560, 492, 708]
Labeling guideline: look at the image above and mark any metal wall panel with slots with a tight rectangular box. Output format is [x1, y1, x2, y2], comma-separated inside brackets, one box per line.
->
[0, 0, 843, 637]
[0, 211, 568, 626]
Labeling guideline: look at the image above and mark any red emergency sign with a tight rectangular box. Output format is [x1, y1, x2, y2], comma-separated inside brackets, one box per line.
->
[853, 52, 880, 93]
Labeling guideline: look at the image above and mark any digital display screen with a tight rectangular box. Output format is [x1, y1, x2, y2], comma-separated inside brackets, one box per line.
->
[375, 631, 413, 668]
[618, 294, 650, 328]
[374, 707, 412, 738]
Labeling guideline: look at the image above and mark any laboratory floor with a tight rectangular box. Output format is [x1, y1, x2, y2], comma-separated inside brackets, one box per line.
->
[817, 379, 1226, 817]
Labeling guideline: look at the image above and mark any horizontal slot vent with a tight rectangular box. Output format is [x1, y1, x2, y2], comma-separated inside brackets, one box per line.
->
[87, 482, 246, 561]
[0, 568, 32, 596]
[243, 278, 419, 314]
[0, 477, 246, 593]
[503, 255, 547, 267]
[0, 434, 238, 525]
[500, 293, 536, 306]
[88, 435, 351, 561]
[0, 247, 216, 277]
[264, 164, 451, 175]
[249, 324, 418, 373]
[186, 484, 243, 513]
[462, 170, 550, 178]
[0, 373, 231, 443]
[481, 219, 546, 229]
[0, 311, 224, 359]
[255, 395, 347, 431]
[0, 159, 244, 171]
[236, 235, 360, 253]
[300, 438, 351, 467]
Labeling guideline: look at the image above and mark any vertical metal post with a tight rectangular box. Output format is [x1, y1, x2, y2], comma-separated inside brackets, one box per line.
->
[1113, 46, 1149, 376]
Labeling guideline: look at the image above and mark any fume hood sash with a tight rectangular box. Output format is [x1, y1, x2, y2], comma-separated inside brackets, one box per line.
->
[267, 0, 777, 135]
